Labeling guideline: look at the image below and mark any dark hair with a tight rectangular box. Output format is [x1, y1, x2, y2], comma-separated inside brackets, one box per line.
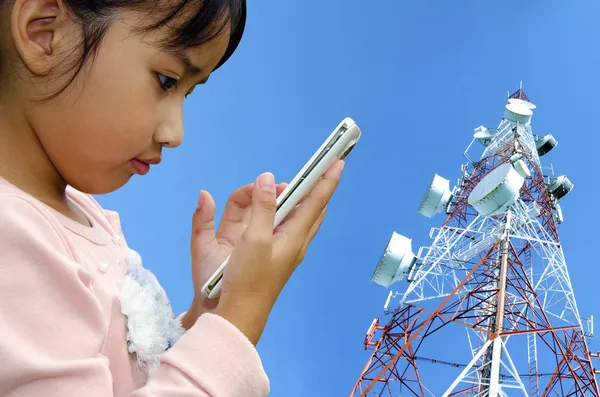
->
[50, 0, 246, 99]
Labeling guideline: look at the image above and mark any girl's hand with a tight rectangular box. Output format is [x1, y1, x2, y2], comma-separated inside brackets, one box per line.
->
[214, 160, 344, 344]
[181, 180, 288, 326]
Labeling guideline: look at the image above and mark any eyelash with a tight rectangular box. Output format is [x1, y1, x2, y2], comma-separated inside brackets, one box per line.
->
[157, 73, 193, 98]
[157, 73, 178, 91]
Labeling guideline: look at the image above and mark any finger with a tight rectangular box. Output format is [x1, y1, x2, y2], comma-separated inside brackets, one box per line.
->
[243, 172, 277, 242]
[245, 182, 288, 197]
[278, 160, 344, 238]
[276, 182, 288, 197]
[191, 190, 220, 262]
[216, 182, 288, 248]
[298, 206, 327, 258]
[215, 183, 254, 248]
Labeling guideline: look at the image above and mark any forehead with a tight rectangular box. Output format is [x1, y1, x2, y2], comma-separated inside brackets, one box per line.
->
[179, 23, 231, 75]
[122, 8, 232, 74]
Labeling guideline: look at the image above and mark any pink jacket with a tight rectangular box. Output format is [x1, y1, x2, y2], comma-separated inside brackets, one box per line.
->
[0, 177, 269, 396]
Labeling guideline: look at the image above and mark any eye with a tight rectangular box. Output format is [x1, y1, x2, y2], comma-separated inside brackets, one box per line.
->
[157, 73, 178, 91]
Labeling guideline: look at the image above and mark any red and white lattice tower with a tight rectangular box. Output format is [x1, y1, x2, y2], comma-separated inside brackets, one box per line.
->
[350, 88, 599, 397]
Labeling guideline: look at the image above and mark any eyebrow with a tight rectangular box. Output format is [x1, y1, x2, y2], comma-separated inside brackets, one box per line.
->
[170, 49, 209, 84]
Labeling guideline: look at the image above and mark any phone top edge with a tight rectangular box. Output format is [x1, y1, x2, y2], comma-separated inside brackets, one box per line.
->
[276, 123, 352, 210]
[275, 118, 356, 207]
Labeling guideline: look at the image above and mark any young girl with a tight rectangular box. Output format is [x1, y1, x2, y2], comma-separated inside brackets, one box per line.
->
[0, 0, 345, 395]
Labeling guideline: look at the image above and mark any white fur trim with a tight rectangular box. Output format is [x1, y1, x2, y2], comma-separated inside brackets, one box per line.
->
[120, 248, 186, 381]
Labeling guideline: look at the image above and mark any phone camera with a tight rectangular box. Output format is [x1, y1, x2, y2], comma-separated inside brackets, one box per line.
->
[340, 141, 356, 159]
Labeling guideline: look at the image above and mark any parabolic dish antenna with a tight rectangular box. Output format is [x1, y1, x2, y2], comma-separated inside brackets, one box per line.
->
[508, 98, 537, 110]
[504, 102, 533, 124]
[417, 174, 452, 218]
[370, 232, 417, 288]
[468, 163, 526, 216]
[547, 175, 574, 201]
[536, 134, 558, 157]
[473, 126, 498, 147]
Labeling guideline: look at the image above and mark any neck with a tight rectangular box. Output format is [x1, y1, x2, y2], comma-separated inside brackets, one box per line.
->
[0, 95, 70, 213]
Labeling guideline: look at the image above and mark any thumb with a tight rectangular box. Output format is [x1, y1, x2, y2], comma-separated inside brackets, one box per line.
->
[245, 172, 277, 239]
[191, 190, 219, 263]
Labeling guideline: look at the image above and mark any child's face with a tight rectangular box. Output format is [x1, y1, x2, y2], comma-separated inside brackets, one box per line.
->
[27, 11, 230, 194]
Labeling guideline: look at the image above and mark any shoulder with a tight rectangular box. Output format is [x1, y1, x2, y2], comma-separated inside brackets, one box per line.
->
[0, 180, 65, 234]
[0, 186, 97, 305]
[0, 190, 73, 258]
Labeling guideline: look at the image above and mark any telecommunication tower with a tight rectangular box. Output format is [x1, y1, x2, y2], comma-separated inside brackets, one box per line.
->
[351, 88, 599, 396]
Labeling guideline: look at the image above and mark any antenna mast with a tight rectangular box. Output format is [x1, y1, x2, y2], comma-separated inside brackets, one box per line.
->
[351, 89, 598, 397]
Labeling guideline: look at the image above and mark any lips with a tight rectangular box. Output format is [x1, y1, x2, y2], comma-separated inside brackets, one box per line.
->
[131, 158, 150, 175]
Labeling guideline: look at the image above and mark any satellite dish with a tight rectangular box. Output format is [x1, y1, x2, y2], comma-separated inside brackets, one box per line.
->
[370, 232, 417, 288]
[508, 98, 537, 110]
[468, 163, 526, 216]
[473, 126, 498, 146]
[547, 175, 574, 201]
[536, 134, 558, 157]
[504, 102, 533, 124]
[417, 174, 452, 218]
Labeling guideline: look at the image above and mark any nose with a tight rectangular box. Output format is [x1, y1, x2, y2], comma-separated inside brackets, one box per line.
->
[154, 108, 184, 149]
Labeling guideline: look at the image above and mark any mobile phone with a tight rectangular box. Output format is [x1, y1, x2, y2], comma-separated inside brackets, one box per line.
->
[201, 117, 362, 299]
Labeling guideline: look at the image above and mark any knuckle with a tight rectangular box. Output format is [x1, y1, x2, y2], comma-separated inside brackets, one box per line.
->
[259, 196, 277, 212]
[240, 231, 256, 245]
[242, 231, 271, 248]
[295, 250, 306, 265]
[274, 230, 302, 256]
[273, 228, 290, 244]
[320, 205, 328, 217]
[315, 196, 329, 213]
[291, 238, 306, 255]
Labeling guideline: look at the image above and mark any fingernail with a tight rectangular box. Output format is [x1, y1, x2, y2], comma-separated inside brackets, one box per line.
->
[258, 172, 275, 191]
[197, 191, 204, 207]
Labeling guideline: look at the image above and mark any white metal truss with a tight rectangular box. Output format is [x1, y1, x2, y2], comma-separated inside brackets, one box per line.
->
[442, 338, 529, 397]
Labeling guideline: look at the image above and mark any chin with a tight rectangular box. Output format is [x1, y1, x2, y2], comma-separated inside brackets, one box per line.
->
[68, 174, 133, 195]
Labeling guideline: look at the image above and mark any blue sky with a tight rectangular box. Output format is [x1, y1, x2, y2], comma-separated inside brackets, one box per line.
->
[97, 1, 600, 395]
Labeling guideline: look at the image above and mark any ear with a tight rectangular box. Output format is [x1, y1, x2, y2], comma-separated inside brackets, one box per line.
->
[11, 0, 72, 76]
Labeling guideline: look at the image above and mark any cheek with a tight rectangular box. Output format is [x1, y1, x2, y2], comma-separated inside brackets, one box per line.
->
[73, 72, 158, 155]
[31, 67, 160, 180]
[80, 66, 159, 145]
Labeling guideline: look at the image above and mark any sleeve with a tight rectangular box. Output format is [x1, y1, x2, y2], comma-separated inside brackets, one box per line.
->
[0, 196, 270, 397]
